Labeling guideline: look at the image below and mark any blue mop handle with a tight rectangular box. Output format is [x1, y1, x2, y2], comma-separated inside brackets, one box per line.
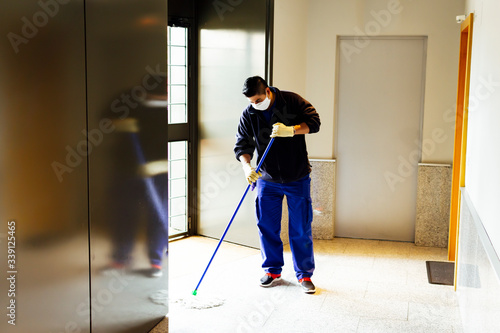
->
[255, 138, 274, 173]
[129, 132, 167, 225]
[193, 137, 275, 295]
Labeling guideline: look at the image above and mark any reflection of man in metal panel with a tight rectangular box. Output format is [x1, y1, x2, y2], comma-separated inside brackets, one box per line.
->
[104, 75, 168, 278]
[234, 76, 321, 293]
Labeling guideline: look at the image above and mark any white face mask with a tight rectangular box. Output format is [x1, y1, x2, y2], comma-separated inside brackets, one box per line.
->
[251, 93, 271, 111]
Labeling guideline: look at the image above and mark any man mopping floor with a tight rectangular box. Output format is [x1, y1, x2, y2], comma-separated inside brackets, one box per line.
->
[234, 76, 321, 294]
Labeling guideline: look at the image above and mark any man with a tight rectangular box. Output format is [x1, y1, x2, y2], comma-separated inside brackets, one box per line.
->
[234, 76, 321, 293]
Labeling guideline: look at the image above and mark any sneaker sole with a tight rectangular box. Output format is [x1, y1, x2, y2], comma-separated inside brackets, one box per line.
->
[151, 270, 163, 278]
[260, 276, 281, 288]
[302, 288, 316, 294]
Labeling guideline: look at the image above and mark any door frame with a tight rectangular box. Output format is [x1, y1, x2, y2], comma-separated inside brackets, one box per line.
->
[448, 14, 473, 287]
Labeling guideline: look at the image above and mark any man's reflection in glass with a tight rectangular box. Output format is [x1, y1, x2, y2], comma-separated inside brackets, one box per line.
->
[103, 75, 168, 278]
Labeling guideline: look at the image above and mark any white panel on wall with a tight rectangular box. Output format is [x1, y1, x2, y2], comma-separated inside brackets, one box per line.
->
[464, 0, 500, 258]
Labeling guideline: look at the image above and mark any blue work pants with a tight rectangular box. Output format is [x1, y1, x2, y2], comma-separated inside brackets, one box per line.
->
[255, 175, 315, 280]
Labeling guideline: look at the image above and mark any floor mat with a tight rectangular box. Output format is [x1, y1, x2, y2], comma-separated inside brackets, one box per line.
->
[426, 261, 454, 285]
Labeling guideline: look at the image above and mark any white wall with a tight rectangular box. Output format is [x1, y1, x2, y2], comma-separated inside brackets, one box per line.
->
[464, 0, 500, 253]
[273, 0, 309, 96]
[274, 0, 465, 162]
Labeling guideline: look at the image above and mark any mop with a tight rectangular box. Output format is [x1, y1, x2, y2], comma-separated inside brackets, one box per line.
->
[177, 137, 275, 310]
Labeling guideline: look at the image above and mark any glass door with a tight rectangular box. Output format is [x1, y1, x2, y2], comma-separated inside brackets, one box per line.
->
[196, 0, 271, 247]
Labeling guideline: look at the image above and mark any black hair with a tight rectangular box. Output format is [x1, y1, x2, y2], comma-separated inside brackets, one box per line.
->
[242, 76, 268, 97]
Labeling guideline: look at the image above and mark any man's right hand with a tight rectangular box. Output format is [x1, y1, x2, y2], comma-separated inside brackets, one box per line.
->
[242, 162, 262, 184]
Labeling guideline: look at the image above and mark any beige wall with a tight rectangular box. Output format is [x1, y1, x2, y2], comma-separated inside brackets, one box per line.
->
[274, 0, 465, 162]
[273, 0, 309, 96]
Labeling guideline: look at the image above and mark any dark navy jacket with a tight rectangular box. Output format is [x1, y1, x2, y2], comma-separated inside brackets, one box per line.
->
[234, 87, 321, 183]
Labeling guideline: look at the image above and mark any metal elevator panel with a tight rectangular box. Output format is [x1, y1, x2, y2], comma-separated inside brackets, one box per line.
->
[0, 1, 89, 332]
[85, 1, 168, 332]
[0, 1, 168, 332]
[197, 0, 272, 248]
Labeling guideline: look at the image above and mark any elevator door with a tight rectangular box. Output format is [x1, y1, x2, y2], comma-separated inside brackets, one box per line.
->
[0, 2, 89, 332]
[336, 37, 427, 241]
[85, 1, 169, 332]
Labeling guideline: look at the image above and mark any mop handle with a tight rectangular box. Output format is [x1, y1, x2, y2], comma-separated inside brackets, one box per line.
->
[193, 137, 275, 295]
[129, 133, 167, 224]
[254, 138, 274, 173]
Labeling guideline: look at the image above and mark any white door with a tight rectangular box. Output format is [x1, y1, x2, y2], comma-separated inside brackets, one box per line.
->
[336, 37, 427, 241]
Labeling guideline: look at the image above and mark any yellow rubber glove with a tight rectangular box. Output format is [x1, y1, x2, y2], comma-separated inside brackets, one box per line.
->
[140, 160, 168, 177]
[242, 162, 262, 184]
[270, 122, 295, 137]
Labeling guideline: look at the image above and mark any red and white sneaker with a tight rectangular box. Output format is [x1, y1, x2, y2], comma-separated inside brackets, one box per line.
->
[150, 264, 163, 278]
[260, 273, 281, 287]
[299, 277, 316, 294]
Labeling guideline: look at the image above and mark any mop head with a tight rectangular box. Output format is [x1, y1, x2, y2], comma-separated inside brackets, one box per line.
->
[170, 294, 225, 310]
[149, 290, 225, 310]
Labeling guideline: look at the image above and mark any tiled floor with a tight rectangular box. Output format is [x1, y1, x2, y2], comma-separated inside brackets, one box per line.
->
[161, 236, 463, 333]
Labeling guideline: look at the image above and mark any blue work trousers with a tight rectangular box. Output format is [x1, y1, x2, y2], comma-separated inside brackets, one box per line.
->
[110, 175, 168, 268]
[255, 175, 315, 280]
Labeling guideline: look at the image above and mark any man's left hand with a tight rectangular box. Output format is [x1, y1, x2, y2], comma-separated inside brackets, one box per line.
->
[271, 122, 295, 138]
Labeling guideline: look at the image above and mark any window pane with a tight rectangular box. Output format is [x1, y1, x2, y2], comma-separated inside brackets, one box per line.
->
[168, 140, 188, 236]
[169, 104, 187, 124]
[170, 196, 186, 216]
[170, 46, 186, 66]
[169, 160, 186, 179]
[169, 85, 186, 104]
[170, 215, 187, 232]
[169, 140, 186, 160]
[170, 27, 186, 47]
[169, 66, 186, 85]
[168, 26, 188, 125]
[170, 178, 186, 198]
